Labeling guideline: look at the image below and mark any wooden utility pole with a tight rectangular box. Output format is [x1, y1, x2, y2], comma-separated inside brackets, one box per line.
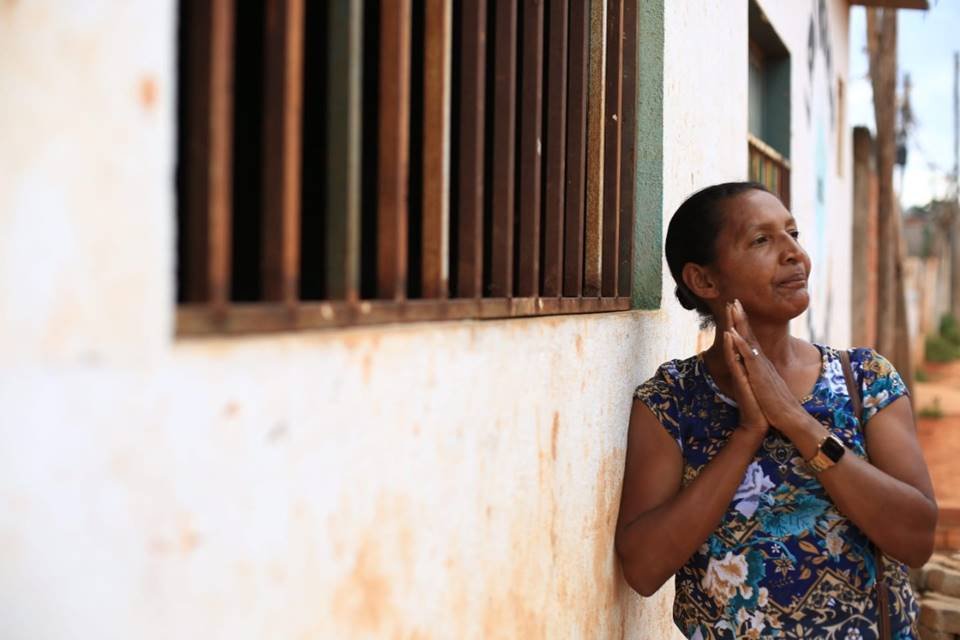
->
[952, 51, 960, 321]
[866, 8, 899, 362]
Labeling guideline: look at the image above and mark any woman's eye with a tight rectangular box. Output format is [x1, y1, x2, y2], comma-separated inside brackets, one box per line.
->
[751, 236, 768, 245]
[789, 230, 800, 240]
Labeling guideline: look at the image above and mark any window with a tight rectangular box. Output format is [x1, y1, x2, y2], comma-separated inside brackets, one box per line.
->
[747, 1, 790, 207]
[175, 0, 639, 334]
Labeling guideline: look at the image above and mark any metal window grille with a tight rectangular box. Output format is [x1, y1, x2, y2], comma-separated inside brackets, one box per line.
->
[176, 0, 638, 335]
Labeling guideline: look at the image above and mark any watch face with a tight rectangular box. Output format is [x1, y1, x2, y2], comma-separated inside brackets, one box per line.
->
[822, 435, 846, 462]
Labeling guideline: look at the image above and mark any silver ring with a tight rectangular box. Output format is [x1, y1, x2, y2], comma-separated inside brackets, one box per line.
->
[751, 348, 760, 357]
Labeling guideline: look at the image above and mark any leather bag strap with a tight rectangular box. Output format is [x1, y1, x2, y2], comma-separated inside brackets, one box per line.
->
[839, 348, 891, 640]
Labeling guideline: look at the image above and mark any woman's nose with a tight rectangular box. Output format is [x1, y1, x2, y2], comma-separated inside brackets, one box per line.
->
[781, 236, 803, 263]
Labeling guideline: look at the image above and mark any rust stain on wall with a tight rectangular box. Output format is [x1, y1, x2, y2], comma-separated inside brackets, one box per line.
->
[138, 75, 158, 111]
[585, 452, 629, 635]
[331, 533, 394, 634]
[550, 412, 559, 462]
[147, 516, 203, 556]
[329, 493, 414, 635]
[361, 351, 373, 385]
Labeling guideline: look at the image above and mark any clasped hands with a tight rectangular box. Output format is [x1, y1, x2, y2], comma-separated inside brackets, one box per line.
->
[722, 299, 812, 445]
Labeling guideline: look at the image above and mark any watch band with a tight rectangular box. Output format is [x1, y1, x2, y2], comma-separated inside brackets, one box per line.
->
[806, 434, 846, 473]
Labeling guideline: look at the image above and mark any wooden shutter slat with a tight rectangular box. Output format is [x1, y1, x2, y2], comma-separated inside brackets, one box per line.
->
[456, 0, 487, 299]
[262, 0, 305, 304]
[617, 0, 637, 297]
[490, 0, 518, 297]
[422, 0, 452, 299]
[542, 0, 568, 298]
[517, 0, 544, 297]
[601, 0, 622, 297]
[583, 0, 606, 297]
[325, 0, 363, 301]
[563, 0, 589, 297]
[378, 0, 411, 300]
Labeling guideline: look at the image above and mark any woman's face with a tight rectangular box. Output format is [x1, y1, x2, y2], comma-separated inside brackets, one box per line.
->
[708, 189, 812, 323]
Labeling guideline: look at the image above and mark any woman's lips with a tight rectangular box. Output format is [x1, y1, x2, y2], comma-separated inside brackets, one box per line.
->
[777, 274, 807, 289]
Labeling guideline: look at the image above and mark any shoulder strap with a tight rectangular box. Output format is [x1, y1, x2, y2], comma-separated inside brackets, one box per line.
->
[840, 348, 891, 640]
[839, 349, 862, 421]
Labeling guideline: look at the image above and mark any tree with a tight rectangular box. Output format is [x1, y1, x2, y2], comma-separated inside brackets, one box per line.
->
[866, 8, 913, 390]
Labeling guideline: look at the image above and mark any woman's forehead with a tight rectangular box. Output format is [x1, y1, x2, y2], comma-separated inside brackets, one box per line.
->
[720, 191, 794, 232]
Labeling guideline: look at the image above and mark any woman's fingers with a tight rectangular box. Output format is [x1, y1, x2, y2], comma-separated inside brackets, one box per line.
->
[724, 329, 768, 428]
[722, 329, 740, 372]
[732, 299, 760, 344]
[728, 326, 757, 367]
[724, 331, 751, 391]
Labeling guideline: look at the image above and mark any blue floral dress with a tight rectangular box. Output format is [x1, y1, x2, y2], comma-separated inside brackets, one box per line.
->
[634, 345, 920, 640]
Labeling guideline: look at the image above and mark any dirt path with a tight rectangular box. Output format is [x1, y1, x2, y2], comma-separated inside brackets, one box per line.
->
[914, 360, 960, 509]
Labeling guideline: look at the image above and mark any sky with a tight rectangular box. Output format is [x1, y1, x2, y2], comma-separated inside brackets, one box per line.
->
[848, 1, 960, 209]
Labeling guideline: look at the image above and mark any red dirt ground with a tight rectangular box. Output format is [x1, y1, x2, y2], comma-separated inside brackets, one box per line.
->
[914, 360, 960, 549]
[915, 360, 960, 509]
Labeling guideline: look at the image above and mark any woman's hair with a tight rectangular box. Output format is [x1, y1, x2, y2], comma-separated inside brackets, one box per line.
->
[665, 181, 770, 322]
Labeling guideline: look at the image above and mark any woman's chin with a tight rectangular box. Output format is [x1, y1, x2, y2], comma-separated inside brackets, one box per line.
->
[783, 292, 810, 320]
[759, 290, 809, 322]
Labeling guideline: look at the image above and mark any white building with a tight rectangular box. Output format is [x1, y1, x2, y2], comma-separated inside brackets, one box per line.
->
[0, 0, 920, 638]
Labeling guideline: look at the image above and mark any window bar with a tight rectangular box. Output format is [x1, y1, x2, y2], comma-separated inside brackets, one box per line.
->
[563, 0, 589, 297]
[617, 0, 637, 298]
[601, 0, 622, 297]
[517, 0, 544, 297]
[183, 0, 235, 314]
[490, 0, 518, 297]
[325, 0, 363, 302]
[262, 0, 305, 305]
[541, 0, 568, 298]
[378, 0, 411, 300]
[782, 164, 791, 209]
[583, 0, 606, 297]
[456, 0, 487, 299]
[422, 0, 452, 299]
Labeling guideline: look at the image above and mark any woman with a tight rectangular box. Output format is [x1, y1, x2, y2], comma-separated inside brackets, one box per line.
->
[615, 182, 937, 639]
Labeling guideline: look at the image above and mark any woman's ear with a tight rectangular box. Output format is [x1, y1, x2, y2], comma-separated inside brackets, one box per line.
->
[681, 263, 720, 302]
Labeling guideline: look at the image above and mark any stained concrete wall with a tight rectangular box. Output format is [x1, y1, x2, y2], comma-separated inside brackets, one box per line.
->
[0, 1, 853, 639]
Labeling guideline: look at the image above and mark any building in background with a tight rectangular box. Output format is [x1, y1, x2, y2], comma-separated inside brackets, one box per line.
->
[0, 1, 920, 638]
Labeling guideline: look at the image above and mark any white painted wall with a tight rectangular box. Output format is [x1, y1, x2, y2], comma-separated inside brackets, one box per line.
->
[0, 1, 854, 638]
[663, 1, 750, 216]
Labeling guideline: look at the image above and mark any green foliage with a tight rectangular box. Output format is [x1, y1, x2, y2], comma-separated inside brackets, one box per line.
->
[925, 313, 960, 363]
[925, 334, 960, 363]
[939, 313, 960, 347]
[918, 397, 944, 419]
[915, 368, 929, 383]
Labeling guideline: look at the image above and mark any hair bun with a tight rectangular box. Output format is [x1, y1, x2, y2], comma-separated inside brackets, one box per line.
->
[675, 286, 698, 311]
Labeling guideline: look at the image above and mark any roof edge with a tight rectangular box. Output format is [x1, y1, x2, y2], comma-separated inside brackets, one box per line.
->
[848, 0, 929, 10]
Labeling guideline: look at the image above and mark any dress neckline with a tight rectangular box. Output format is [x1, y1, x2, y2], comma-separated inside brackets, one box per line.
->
[695, 342, 828, 408]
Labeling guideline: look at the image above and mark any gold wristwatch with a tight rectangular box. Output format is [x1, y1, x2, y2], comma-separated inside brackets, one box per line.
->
[806, 434, 846, 473]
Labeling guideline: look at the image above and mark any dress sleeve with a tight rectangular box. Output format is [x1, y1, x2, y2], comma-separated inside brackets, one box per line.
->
[852, 348, 909, 425]
[633, 364, 683, 452]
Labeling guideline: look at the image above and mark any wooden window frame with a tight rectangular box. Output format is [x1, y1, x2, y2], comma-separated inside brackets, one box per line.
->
[746, 2, 790, 208]
[176, 0, 638, 336]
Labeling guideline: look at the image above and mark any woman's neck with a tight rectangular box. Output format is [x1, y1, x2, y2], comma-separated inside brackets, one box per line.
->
[703, 318, 800, 376]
